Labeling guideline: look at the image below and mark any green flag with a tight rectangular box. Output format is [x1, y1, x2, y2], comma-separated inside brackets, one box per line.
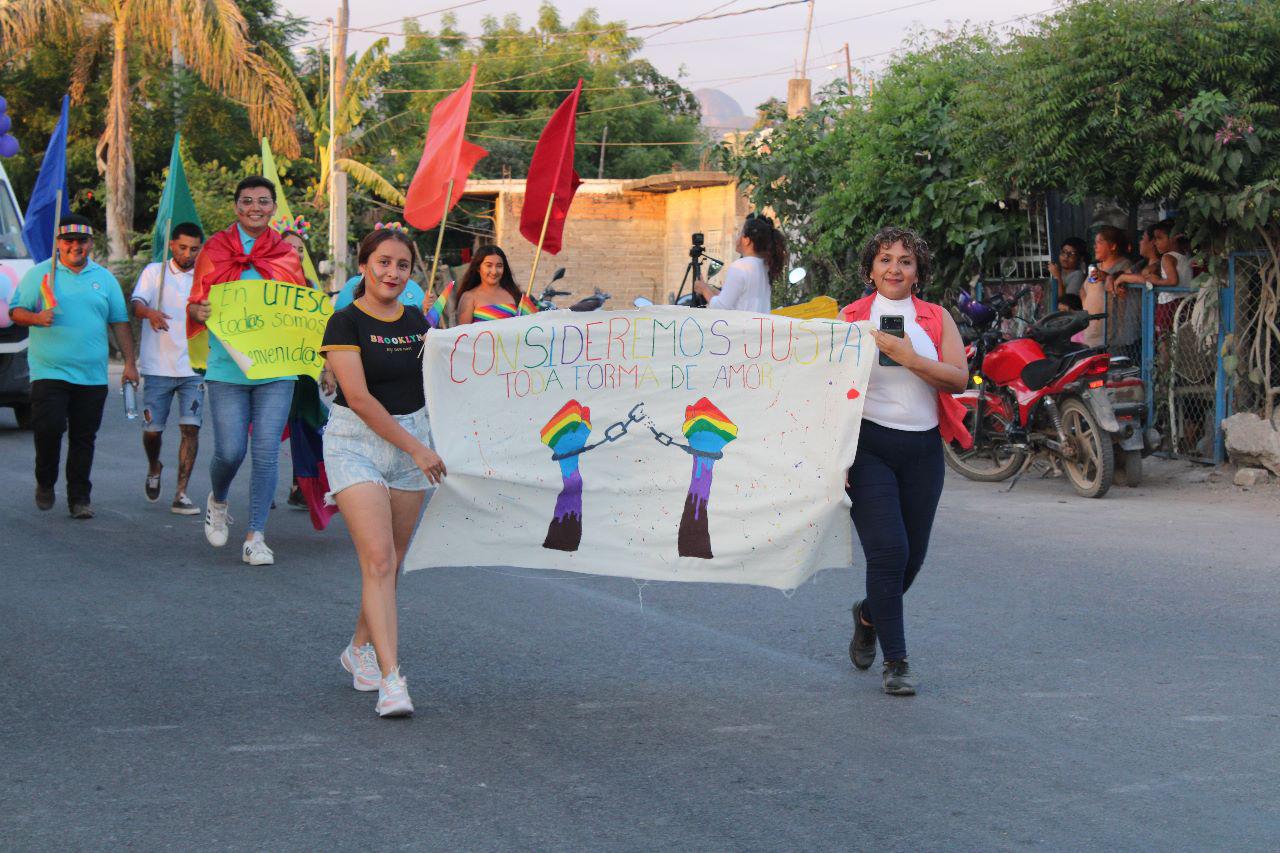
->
[261, 137, 320, 286]
[151, 133, 202, 262]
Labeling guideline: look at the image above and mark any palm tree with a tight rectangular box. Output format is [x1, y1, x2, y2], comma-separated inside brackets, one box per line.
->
[264, 38, 407, 207]
[0, 0, 300, 261]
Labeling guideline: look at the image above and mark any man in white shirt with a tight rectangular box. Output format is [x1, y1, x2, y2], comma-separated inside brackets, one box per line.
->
[130, 222, 205, 514]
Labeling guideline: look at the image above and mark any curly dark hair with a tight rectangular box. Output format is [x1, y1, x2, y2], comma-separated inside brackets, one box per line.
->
[858, 226, 934, 291]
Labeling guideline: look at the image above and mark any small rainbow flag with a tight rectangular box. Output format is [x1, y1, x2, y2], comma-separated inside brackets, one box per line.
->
[682, 397, 738, 442]
[517, 294, 539, 316]
[425, 280, 455, 329]
[541, 400, 592, 447]
[472, 302, 519, 321]
[39, 273, 57, 311]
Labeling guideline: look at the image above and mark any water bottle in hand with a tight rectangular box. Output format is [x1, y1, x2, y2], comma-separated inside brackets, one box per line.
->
[123, 380, 139, 420]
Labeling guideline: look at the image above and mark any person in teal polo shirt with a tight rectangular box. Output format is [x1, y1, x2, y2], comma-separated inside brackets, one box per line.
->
[10, 214, 139, 518]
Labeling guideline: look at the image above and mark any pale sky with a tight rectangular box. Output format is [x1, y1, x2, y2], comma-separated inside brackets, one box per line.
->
[279, 0, 1060, 116]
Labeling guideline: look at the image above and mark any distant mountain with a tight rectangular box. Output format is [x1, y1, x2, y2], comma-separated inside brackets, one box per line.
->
[695, 88, 755, 131]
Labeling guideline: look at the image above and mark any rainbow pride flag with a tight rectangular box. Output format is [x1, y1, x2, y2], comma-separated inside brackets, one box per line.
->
[39, 273, 57, 311]
[425, 280, 454, 329]
[517, 294, 539, 316]
[472, 302, 519, 321]
[683, 397, 738, 441]
[541, 400, 592, 447]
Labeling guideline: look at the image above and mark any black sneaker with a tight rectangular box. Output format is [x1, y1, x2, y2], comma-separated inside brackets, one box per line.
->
[69, 502, 95, 520]
[849, 600, 877, 670]
[287, 484, 307, 509]
[145, 467, 162, 503]
[35, 485, 54, 511]
[882, 659, 916, 696]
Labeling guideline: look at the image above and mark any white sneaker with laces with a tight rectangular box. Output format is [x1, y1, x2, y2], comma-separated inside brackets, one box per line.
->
[377, 668, 414, 717]
[241, 533, 274, 566]
[204, 493, 231, 547]
[340, 641, 380, 692]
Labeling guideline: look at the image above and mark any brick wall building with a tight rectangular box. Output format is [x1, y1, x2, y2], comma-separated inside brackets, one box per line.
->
[459, 171, 750, 308]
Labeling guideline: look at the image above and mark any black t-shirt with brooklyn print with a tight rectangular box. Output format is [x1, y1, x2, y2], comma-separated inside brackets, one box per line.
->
[321, 302, 428, 415]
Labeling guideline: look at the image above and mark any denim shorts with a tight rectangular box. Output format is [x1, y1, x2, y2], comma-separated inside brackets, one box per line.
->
[323, 403, 433, 503]
[141, 374, 204, 432]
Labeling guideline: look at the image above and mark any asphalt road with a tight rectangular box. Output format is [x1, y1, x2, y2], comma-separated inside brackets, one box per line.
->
[2, 387, 1278, 851]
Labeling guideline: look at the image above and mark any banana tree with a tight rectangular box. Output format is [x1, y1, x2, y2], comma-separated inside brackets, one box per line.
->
[0, 0, 299, 261]
[264, 39, 407, 208]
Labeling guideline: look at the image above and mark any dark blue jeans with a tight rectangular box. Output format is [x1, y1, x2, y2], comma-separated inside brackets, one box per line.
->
[846, 420, 945, 661]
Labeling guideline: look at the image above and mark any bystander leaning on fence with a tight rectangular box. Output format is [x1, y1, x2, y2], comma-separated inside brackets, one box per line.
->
[1082, 226, 1133, 351]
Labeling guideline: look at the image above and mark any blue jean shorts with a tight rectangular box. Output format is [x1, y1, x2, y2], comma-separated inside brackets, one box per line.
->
[141, 374, 204, 432]
[323, 403, 433, 503]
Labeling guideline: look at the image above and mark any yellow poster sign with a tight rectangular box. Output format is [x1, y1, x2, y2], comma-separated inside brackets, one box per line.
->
[205, 279, 332, 380]
[772, 295, 840, 320]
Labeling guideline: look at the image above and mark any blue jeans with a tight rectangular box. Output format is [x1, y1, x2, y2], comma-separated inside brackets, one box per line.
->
[846, 420, 945, 661]
[206, 379, 295, 533]
[141, 374, 204, 432]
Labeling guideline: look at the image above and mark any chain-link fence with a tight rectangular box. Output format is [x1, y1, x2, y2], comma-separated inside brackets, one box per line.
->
[1226, 251, 1278, 424]
[1130, 283, 1221, 462]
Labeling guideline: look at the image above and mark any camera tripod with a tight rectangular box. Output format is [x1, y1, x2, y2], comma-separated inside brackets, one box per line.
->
[674, 237, 723, 307]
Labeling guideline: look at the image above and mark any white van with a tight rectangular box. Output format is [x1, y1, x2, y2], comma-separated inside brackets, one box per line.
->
[0, 160, 33, 427]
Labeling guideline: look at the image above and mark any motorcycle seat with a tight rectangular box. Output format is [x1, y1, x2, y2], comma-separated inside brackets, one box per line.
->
[1020, 355, 1079, 391]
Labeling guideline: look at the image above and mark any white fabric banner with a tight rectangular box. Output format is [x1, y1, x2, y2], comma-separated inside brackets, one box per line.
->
[405, 307, 874, 590]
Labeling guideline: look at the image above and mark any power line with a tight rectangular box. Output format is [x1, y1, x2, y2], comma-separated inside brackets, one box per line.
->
[329, 0, 810, 41]
[382, 48, 842, 97]
[472, 133, 708, 147]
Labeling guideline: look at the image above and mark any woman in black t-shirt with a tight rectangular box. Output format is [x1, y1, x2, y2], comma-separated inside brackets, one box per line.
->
[319, 228, 446, 719]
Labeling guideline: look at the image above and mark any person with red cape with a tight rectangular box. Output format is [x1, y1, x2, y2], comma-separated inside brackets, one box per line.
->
[187, 176, 305, 566]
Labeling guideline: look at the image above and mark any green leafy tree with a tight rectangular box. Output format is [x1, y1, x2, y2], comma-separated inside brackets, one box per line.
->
[0, 0, 301, 261]
[377, 3, 704, 185]
[263, 39, 406, 206]
[725, 35, 1024, 304]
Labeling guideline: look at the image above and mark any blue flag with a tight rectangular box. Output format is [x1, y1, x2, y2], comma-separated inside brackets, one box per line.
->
[21, 94, 70, 263]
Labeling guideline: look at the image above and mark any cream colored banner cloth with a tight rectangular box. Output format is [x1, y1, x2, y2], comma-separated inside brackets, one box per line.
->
[405, 307, 874, 590]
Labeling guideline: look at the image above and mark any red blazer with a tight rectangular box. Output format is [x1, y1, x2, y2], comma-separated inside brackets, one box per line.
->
[841, 293, 973, 449]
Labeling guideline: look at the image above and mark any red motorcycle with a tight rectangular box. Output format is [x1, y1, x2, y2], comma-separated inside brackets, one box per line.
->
[943, 287, 1149, 498]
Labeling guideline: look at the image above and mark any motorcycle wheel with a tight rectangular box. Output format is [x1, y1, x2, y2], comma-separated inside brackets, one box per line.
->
[1058, 397, 1114, 498]
[942, 406, 1027, 482]
[1120, 448, 1143, 487]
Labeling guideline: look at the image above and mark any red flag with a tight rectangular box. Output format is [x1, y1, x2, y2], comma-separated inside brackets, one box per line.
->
[520, 79, 583, 256]
[404, 65, 488, 230]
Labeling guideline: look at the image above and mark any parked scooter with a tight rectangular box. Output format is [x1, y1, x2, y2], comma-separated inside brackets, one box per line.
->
[535, 268, 572, 312]
[944, 287, 1153, 498]
[534, 267, 612, 312]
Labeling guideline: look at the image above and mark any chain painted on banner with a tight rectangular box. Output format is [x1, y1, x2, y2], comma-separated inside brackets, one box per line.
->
[646, 423, 723, 460]
[550, 403, 648, 460]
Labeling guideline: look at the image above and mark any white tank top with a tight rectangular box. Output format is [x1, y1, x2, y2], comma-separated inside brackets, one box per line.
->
[1159, 252, 1195, 305]
[865, 293, 940, 431]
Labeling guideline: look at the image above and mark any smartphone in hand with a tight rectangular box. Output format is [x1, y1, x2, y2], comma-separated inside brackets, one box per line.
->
[878, 314, 905, 367]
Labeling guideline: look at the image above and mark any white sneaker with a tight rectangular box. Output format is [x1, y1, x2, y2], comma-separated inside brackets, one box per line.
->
[204, 493, 231, 547]
[340, 641, 380, 692]
[241, 533, 274, 566]
[376, 668, 414, 717]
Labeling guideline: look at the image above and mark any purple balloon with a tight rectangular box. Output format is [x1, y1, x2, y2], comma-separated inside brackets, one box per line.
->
[0, 114, 10, 134]
[0, 95, 7, 111]
[0, 134, 18, 158]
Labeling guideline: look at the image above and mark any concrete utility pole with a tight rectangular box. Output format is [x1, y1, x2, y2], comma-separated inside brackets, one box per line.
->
[597, 124, 608, 179]
[328, 0, 350, 291]
[787, 0, 815, 118]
